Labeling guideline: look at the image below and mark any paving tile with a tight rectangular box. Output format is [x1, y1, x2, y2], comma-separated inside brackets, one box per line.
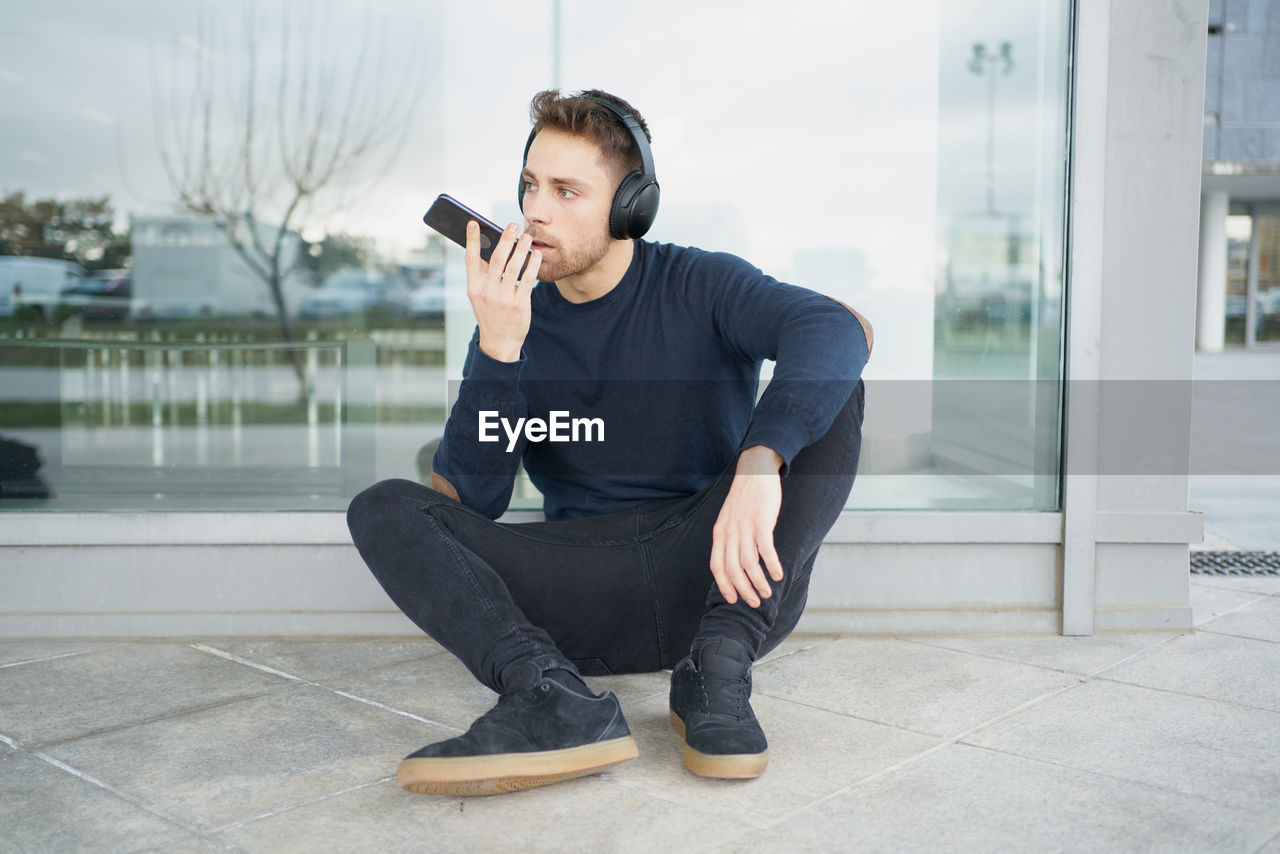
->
[206, 639, 446, 683]
[903, 632, 1177, 677]
[584, 669, 671, 705]
[44, 685, 453, 832]
[223, 774, 741, 854]
[1189, 582, 1272, 626]
[0, 641, 118, 668]
[1197, 593, 1280, 643]
[0, 749, 188, 853]
[321, 653, 497, 733]
[142, 836, 241, 853]
[615, 691, 940, 827]
[328, 654, 672, 740]
[0, 644, 293, 747]
[1188, 573, 1280, 597]
[1256, 829, 1280, 854]
[753, 637, 1078, 737]
[713, 744, 1275, 854]
[758, 633, 840, 665]
[963, 679, 1280, 818]
[1098, 631, 1280, 711]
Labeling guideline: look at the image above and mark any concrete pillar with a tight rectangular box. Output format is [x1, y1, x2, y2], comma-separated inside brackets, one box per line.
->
[1196, 190, 1229, 353]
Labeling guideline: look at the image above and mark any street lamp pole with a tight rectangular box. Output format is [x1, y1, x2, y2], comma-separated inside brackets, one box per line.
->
[968, 41, 1014, 214]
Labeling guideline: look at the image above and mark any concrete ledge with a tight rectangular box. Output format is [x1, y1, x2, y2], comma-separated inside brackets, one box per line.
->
[0, 510, 1066, 546]
[796, 608, 1062, 635]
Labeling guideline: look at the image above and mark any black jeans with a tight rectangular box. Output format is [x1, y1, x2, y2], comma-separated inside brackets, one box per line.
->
[347, 381, 864, 694]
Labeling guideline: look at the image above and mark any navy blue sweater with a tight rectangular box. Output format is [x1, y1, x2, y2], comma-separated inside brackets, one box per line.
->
[432, 239, 868, 521]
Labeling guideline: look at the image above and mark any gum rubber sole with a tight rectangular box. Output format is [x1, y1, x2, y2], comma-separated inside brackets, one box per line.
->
[396, 735, 639, 796]
[669, 709, 769, 779]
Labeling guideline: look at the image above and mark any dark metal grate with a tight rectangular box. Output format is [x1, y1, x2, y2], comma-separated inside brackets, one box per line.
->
[1190, 551, 1280, 575]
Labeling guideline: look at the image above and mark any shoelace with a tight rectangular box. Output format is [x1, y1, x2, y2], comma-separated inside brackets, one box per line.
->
[698, 671, 751, 721]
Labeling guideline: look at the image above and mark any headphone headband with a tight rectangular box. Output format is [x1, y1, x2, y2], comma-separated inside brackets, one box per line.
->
[576, 95, 656, 179]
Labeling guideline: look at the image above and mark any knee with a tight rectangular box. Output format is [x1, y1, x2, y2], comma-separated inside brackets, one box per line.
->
[346, 478, 436, 543]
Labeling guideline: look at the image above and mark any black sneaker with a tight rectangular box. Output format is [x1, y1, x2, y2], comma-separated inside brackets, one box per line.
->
[669, 636, 769, 779]
[397, 668, 638, 796]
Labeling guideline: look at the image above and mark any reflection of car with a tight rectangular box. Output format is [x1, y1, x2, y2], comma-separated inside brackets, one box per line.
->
[1261, 290, 1280, 318]
[407, 274, 445, 318]
[299, 270, 412, 318]
[0, 256, 85, 319]
[59, 270, 132, 321]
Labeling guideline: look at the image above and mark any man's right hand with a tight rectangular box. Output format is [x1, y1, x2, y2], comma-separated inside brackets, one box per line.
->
[466, 220, 542, 363]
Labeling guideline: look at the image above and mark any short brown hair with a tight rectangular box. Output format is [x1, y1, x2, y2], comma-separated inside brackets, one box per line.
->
[527, 89, 651, 184]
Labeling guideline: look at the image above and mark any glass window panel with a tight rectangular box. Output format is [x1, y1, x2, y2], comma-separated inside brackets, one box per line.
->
[0, 0, 1070, 513]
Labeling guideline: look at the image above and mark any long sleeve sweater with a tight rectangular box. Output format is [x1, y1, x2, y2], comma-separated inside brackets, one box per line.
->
[431, 239, 869, 521]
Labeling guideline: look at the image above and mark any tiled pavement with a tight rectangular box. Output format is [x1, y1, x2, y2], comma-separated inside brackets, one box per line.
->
[3, 574, 1279, 853]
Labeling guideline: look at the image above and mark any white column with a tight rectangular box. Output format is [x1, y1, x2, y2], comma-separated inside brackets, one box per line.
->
[1196, 190, 1229, 353]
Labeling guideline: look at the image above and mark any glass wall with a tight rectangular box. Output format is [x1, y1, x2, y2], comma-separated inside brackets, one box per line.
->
[0, 0, 1071, 512]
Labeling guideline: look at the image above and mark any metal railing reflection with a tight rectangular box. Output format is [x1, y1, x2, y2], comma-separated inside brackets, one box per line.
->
[0, 335, 378, 507]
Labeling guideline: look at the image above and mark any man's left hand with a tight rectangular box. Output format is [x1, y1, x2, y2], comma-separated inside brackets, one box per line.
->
[709, 445, 785, 609]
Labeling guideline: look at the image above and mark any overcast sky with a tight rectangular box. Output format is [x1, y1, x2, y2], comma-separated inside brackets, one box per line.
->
[0, 0, 1066, 289]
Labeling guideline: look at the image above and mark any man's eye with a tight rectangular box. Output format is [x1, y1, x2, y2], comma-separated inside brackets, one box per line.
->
[523, 181, 535, 192]
[558, 187, 575, 198]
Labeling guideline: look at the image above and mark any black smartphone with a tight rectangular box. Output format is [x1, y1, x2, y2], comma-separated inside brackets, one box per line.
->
[423, 194, 512, 265]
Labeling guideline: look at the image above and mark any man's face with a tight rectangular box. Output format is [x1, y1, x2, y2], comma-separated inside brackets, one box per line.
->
[521, 128, 618, 282]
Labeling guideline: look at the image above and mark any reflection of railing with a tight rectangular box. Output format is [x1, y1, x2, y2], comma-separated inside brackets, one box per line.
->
[0, 338, 376, 506]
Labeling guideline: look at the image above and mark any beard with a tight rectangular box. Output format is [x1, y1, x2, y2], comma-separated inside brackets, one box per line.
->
[531, 225, 613, 283]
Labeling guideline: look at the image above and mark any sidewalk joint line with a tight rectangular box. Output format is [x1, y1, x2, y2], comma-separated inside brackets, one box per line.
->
[1090, 673, 1280, 714]
[1250, 823, 1280, 854]
[188, 642, 465, 731]
[28, 749, 210, 837]
[751, 692, 949, 740]
[189, 643, 306, 682]
[758, 678, 1087, 829]
[328, 690, 462, 731]
[0, 648, 117, 670]
[1087, 632, 1189, 678]
[214, 776, 396, 834]
[956, 741, 1252, 807]
[1196, 627, 1280, 645]
[894, 635, 1171, 679]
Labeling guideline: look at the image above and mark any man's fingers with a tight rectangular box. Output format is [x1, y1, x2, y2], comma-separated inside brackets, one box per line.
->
[503, 234, 534, 283]
[488, 223, 520, 283]
[709, 529, 737, 604]
[464, 221, 482, 289]
[727, 531, 761, 608]
[738, 536, 771, 601]
[759, 536, 785, 583]
[519, 249, 543, 290]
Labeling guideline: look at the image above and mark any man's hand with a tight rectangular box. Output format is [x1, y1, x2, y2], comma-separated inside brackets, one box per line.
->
[466, 221, 543, 363]
[709, 445, 785, 608]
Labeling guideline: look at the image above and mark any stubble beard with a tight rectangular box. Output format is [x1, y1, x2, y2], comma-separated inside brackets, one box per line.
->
[536, 226, 613, 283]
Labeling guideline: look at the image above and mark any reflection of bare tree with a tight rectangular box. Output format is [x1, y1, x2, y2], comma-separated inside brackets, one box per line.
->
[152, 5, 422, 392]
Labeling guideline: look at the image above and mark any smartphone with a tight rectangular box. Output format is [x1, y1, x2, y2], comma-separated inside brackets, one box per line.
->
[423, 194, 519, 267]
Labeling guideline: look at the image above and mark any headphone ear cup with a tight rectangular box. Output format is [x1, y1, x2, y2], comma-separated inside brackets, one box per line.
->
[517, 175, 525, 213]
[627, 181, 660, 239]
[610, 171, 661, 240]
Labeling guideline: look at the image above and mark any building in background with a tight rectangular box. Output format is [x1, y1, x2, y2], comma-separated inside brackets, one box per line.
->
[1198, 0, 1280, 351]
[0, 1, 1209, 639]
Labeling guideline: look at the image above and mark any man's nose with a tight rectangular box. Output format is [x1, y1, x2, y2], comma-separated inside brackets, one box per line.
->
[523, 189, 550, 225]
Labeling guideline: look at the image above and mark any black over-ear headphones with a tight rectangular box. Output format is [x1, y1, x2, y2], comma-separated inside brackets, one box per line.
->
[518, 95, 660, 240]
